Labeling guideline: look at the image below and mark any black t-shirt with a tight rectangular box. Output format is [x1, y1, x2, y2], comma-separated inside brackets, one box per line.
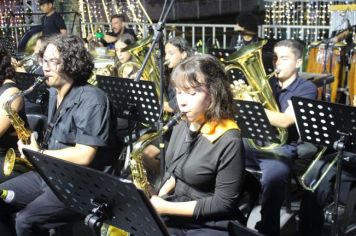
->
[41, 12, 66, 36]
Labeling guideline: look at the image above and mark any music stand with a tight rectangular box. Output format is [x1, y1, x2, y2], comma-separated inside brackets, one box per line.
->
[234, 99, 280, 144]
[291, 96, 356, 236]
[22, 148, 170, 236]
[96, 75, 160, 125]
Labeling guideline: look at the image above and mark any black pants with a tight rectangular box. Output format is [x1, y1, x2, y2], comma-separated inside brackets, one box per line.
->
[299, 153, 356, 236]
[0, 171, 81, 236]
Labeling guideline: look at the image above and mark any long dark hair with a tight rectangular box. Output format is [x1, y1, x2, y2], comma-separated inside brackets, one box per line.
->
[0, 47, 15, 86]
[171, 54, 235, 122]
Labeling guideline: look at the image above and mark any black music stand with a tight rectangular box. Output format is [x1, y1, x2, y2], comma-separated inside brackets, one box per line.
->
[96, 75, 160, 125]
[22, 148, 169, 236]
[234, 100, 280, 144]
[291, 96, 356, 236]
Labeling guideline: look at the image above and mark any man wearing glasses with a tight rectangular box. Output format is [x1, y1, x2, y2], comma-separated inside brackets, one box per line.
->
[0, 35, 122, 236]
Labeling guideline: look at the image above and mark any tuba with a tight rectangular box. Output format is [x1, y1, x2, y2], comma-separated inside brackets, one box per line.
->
[3, 76, 46, 176]
[119, 36, 165, 102]
[225, 40, 287, 150]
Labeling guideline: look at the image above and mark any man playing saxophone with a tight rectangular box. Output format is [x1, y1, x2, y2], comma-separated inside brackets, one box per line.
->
[0, 46, 27, 183]
[0, 35, 122, 236]
[238, 40, 317, 236]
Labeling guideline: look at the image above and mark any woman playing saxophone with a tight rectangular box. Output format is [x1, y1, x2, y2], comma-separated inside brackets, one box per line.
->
[150, 54, 244, 236]
[0, 46, 27, 182]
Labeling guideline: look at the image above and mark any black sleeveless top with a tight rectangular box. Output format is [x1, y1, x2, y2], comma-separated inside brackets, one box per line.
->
[0, 82, 28, 150]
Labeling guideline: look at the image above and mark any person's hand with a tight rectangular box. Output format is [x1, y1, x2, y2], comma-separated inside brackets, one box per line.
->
[17, 132, 41, 157]
[86, 34, 94, 41]
[231, 79, 254, 101]
[150, 195, 169, 214]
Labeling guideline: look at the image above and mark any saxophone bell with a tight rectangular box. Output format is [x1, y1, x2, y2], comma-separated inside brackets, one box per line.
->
[3, 76, 46, 176]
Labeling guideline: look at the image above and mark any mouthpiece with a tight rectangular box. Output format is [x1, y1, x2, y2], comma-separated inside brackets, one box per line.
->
[274, 68, 281, 74]
[164, 60, 170, 66]
[164, 112, 184, 130]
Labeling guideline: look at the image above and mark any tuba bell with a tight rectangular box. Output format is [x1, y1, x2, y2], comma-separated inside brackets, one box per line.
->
[119, 36, 166, 103]
[225, 39, 287, 151]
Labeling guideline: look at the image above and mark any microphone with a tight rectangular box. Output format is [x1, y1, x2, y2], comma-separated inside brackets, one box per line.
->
[1, 189, 15, 203]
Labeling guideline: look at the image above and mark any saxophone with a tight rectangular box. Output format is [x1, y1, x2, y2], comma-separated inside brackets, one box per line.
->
[103, 112, 183, 236]
[3, 76, 46, 176]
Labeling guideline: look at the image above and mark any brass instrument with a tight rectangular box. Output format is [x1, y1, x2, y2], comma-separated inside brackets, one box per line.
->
[225, 39, 287, 150]
[300, 146, 329, 192]
[120, 36, 166, 104]
[104, 112, 183, 236]
[3, 76, 46, 176]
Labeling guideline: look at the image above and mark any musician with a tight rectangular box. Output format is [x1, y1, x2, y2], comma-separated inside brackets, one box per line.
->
[90, 14, 137, 49]
[150, 54, 244, 235]
[0, 47, 26, 183]
[164, 36, 194, 113]
[38, 0, 67, 36]
[0, 35, 122, 236]
[114, 33, 137, 78]
[139, 37, 194, 190]
[240, 39, 317, 236]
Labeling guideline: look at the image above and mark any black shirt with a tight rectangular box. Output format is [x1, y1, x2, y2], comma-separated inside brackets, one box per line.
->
[41, 12, 66, 36]
[46, 84, 121, 170]
[164, 120, 243, 223]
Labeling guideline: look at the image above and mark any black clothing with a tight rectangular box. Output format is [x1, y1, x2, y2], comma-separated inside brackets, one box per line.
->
[163, 120, 243, 233]
[46, 84, 120, 170]
[41, 12, 66, 36]
[244, 76, 317, 236]
[0, 83, 122, 236]
[101, 27, 137, 48]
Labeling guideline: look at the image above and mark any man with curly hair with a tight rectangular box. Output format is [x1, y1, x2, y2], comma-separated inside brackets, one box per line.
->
[0, 35, 122, 236]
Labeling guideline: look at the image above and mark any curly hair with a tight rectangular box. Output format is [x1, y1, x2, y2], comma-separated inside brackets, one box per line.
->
[171, 54, 235, 122]
[0, 46, 15, 86]
[39, 34, 94, 84]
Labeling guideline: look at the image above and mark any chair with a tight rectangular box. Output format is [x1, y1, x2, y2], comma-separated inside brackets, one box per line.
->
[228, 170, 262, 236]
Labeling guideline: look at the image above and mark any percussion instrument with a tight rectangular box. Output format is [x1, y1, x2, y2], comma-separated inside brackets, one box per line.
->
[306, 41, 347, 102]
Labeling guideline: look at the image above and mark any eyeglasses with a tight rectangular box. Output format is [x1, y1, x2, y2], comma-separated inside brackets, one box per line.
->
[38, 57, 61, 69]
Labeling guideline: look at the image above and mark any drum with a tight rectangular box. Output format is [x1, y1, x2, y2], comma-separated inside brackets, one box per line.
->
[349, 47, 356, 105]
[306, 41, 347, 102]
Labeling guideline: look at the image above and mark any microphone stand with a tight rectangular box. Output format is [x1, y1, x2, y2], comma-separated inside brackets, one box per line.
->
[133, 0, 176, 185]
